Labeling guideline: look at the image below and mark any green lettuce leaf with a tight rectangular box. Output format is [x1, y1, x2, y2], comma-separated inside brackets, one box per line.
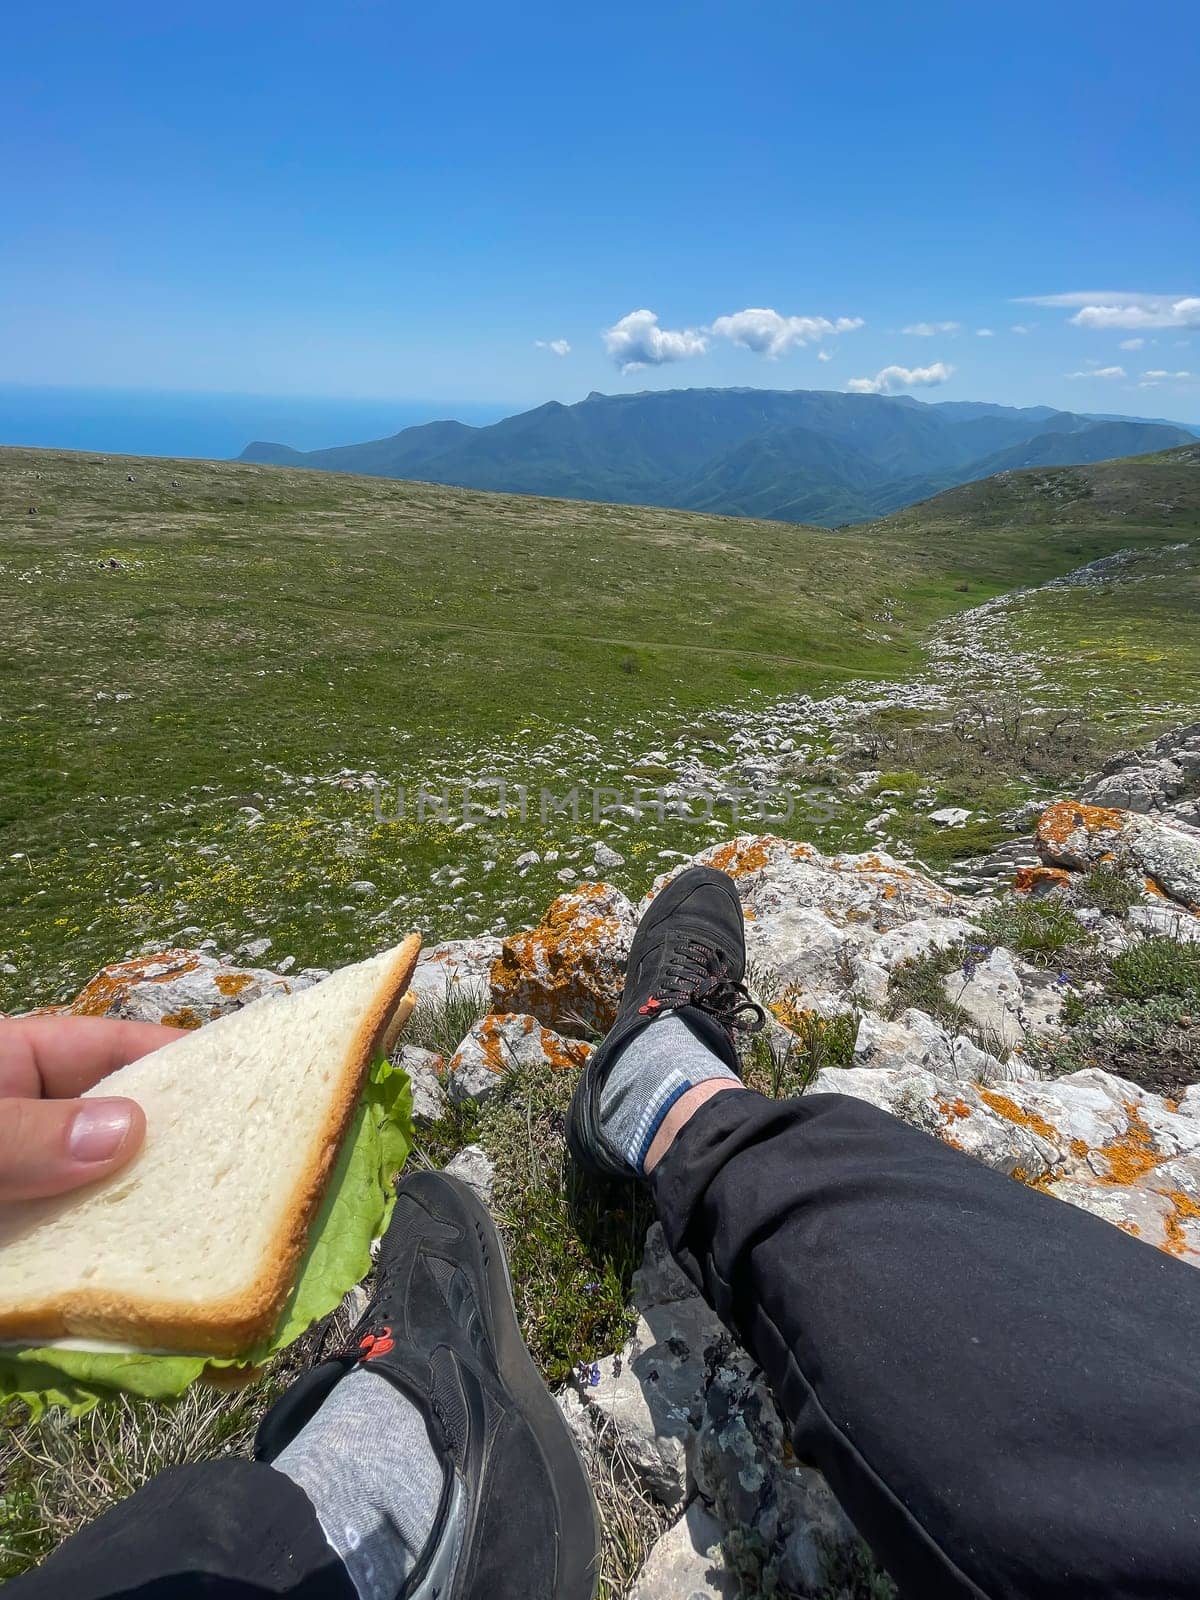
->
[0, 1060, 413, 1417]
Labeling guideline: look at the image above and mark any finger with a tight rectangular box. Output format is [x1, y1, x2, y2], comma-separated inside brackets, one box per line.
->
[0, 1016, 187, 1100]
[0, 1095, 147, 1203]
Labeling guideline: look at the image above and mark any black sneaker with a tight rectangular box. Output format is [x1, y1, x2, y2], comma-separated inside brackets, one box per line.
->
[256, 1171, 600, 1600]
[566, 865, 764, 1180]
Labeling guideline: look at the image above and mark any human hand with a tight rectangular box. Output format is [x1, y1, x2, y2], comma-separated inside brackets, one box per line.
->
[0, 1016, 186, 1203]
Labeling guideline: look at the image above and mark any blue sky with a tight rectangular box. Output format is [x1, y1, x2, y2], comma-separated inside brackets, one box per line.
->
[2, 0, 1197, 421]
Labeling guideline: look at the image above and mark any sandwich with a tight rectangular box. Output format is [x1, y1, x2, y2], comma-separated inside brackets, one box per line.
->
[0, 935, 420, 1361]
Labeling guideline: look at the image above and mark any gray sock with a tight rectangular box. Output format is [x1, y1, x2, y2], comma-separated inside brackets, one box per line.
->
[273, 1368, 449, 1600]
[599, 1011, 739, 1173]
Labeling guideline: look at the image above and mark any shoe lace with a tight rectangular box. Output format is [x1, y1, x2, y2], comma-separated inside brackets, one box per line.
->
[647, 938, 766, 1033]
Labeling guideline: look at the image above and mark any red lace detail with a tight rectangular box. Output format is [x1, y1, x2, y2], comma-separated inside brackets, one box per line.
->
[358, 1326, 395, 1360]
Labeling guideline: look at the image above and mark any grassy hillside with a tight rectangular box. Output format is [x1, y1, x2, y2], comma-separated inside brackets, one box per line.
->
[2, 443, 1198, 1011]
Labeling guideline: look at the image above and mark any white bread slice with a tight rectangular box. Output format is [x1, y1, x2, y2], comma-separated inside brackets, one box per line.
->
[0, 935, 421, 1357]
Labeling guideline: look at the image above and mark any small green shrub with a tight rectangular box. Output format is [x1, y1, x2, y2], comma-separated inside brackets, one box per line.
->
[1035, 991, 1200, 1097]
[402, 984, 489, 1060]
[744, 1008, 860, 1098]
[885, 944, 969, 1028]
[1078, 865, 1141, 919]
[815, 1532, 900, 1600]
[977, 895, 1087, 966]
[1110, 936, 1200, 1001]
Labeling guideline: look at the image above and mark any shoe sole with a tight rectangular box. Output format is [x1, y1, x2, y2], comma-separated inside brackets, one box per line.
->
[436, 1173, 602, 1600]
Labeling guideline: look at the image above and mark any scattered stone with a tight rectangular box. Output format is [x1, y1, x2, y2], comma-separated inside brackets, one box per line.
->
[929, 806, 972, 827]
[444, 1142, 496, 1204]
[591, 841, 626, 870]
[393, 1044, 448, 1122]
[446, 1013, 591, 1104]
[347, 879, 377, 896]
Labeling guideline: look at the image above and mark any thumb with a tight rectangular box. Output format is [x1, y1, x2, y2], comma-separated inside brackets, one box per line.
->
[0, 1096, 146, 1203]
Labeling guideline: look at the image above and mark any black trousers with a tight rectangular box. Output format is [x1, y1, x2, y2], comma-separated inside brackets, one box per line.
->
[11, 1091, 1200, 1598]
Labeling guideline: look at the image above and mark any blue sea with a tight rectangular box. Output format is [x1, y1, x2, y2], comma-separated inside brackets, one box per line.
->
[0, 385, 511, 461]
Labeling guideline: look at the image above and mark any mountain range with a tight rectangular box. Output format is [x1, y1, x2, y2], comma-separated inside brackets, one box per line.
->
[238, 387, 1199, 526]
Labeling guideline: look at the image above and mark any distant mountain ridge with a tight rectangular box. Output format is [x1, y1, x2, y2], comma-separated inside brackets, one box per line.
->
[239, 387, 1198, 526]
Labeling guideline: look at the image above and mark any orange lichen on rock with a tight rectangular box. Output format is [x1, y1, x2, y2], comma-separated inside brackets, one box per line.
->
[214, 972, 255, 998]
[937, 1095, 973, 1122]
[1093, 1104, 1161, 1187]
[67, 951, 201, 1017]
[706, 839, 774, 877]
[1162, 1190, 1200, 1257]
[490, 886, 632, 1032]
[475, 1014, 530, 1074]
[1013, 865, 1072, 895]
[1036, 800, 1126, 849]
[161, 1007, 203, 1030]
[538, 1027, 591, 1073]
[978, 1087, 1057, 1143]
[1117, 1220, 1143, 1238]
[1144, 877, 1168, 899]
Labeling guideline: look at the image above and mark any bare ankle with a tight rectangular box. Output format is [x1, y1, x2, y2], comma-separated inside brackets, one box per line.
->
[644, 1079, 740, 1174]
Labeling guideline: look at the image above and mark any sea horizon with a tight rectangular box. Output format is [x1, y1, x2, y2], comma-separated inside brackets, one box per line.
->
[0, 383, 512, 462]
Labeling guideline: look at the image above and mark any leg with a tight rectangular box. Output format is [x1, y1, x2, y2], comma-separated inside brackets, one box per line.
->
[5, 1456, 354, 1598]
[9, 1173, 599, 1600]
[653, 1086, 1200, 1599]
[567, 864, 1200, 1598]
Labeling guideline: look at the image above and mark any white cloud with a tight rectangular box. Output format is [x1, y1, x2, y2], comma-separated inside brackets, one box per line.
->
[534, 338, 571, 357]
[976, 328, 995, 337]
[708, 307, 863, 358]
[1018, 292, 1200, 331]
[1065, 365, 1126, 379]
[1139, 369, 1196, 386]
[1118, 337, 1146, 351]
[902, 320, 960, 336]
[817, 349, 833, 363]
[846, 362, 954, 396]
[602, 310, 708, 372]
[1010, 323, 1034, 334]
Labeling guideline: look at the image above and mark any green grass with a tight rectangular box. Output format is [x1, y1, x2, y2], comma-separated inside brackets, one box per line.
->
[977, 895, 1087, 966]
[412, 1062, 650, 1386]
[1077, 866, 1142, 918]
[4, 444, 1200, 1012]
[1110, 936, 1200, 1001]
[744, 1008, 860, 1097]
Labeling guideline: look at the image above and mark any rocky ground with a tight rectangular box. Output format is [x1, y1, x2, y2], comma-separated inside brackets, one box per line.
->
[19, 723, 1200, 1598]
